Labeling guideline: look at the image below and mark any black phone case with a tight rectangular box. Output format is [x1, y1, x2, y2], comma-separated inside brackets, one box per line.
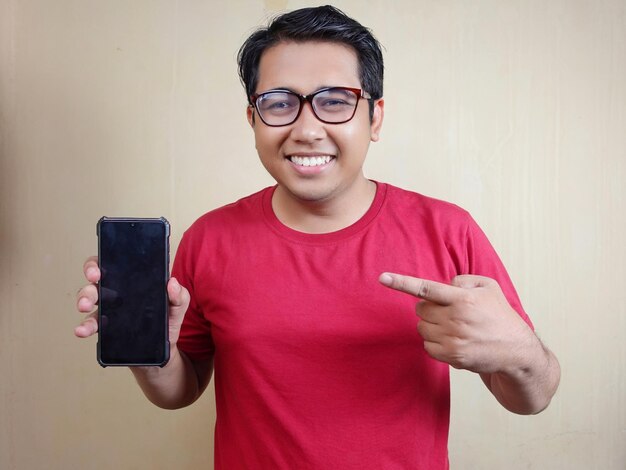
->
[96, 216, 170, 367]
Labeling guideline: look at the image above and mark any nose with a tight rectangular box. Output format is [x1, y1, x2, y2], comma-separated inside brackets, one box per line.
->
[289, 101, 326, 142]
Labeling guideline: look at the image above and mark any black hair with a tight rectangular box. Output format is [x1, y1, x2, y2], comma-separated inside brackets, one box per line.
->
[237, 5, 384, 118]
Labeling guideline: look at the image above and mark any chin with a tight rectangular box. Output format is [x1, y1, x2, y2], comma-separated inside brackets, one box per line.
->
[285, 184, 337, 204]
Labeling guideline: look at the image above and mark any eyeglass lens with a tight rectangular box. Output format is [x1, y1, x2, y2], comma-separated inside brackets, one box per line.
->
[255, 88, 361, 126]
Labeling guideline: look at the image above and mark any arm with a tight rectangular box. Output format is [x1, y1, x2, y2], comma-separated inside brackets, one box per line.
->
[129, 276, 213, 409]
[379, 273, 560, 415]
[130, 345, 213, 410]
[76, 256, 213, 409]
[479, 336, 560, 415]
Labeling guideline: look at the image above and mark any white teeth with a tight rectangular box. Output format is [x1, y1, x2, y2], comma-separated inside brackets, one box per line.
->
[289, 156, 333, 167]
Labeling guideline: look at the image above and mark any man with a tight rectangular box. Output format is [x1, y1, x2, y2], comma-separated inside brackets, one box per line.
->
[76, 6, 560, 469]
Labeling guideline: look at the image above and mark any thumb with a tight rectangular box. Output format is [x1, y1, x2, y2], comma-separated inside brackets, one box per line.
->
[450, 274, 495, 289]
[168, 277, 190, 316]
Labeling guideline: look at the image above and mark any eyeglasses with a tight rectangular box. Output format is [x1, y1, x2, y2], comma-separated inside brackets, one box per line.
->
[250, 86, 372, 127]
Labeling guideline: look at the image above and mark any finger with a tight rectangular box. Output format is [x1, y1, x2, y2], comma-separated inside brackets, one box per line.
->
[450, 274, 494, 289]
[168, 277, 190, 317]
[74, 311, 99, 338]
[422, 341, 448, 365]
[416, 318, 440, 341]
[415, 300, 443, 323]
[83, 256, 100, 283]
[379, 272, 460, 306]
[420, 332, 474, 371]
[76, 284, 98, 312]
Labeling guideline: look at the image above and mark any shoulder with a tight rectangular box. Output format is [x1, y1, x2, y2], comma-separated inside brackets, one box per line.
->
[382, 182, 472, 228]
[190, 187, 269, 229]
[180, 187, 272, 245]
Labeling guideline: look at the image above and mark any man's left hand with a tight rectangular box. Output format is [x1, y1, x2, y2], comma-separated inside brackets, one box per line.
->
[379, 272, 536, 375]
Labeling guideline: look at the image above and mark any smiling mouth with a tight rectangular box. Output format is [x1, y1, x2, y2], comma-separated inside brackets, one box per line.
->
[288, 155, 334, 167]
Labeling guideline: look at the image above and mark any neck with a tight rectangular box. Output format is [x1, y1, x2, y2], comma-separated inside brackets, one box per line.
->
[272, 178, 377, 234]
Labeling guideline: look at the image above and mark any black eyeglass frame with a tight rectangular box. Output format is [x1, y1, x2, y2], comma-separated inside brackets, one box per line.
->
[249, 86, 372, 127]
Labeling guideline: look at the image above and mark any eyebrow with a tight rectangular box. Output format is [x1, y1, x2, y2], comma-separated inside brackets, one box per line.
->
[260, 87, 296, 94]
[258, 85, 341, 96]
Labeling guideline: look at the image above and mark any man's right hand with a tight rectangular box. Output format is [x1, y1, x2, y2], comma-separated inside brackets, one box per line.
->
[75, 256, 212, 409]
[75, 256, 191, 346]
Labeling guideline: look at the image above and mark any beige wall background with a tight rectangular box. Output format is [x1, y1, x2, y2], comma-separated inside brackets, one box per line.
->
[1, 0, 624, 468]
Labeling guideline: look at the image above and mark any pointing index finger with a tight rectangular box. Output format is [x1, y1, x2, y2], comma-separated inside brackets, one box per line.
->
[379, 272, 458, 306]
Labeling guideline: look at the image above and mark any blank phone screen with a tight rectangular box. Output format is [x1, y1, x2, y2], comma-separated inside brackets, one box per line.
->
[97, 218, 169, 366]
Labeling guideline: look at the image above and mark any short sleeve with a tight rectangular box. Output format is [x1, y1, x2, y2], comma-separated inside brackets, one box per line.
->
[171, 230, 215, 361]
[464, 215, 534, 329]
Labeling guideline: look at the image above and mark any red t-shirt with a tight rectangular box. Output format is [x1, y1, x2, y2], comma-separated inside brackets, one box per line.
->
[173, 182, 531, 469]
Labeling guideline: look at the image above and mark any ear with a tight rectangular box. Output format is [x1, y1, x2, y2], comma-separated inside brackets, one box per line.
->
[369, 98, 384, 142]
[246, 105, 256, 128]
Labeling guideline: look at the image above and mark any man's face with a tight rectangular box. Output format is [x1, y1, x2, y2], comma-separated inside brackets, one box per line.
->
[247, 41, 384, 206]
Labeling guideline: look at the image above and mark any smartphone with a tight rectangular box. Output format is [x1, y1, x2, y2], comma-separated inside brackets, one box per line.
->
[96, 217, 170, 367]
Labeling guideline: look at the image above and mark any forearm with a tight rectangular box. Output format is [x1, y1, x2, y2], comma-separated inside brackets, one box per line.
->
[481, 336, 560, 415]
[130, 345, 212, 410]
